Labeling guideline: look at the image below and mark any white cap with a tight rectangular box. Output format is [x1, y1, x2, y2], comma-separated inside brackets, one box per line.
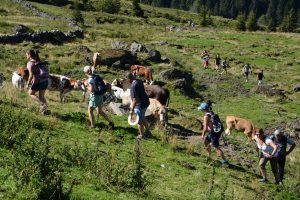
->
[83, 66, 92, 73]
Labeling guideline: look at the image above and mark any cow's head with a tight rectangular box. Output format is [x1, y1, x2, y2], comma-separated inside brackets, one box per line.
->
[111, 86, 123, 99]
[155, 106, 168, 126]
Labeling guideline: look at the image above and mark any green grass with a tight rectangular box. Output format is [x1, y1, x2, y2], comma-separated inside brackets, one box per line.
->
[0, 1, 300, 199]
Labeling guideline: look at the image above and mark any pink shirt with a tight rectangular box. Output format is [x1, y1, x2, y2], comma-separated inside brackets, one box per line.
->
[27, 59, 40, 84]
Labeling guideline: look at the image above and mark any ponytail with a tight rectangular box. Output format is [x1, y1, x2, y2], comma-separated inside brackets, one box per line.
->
[27, 49, 40, 61]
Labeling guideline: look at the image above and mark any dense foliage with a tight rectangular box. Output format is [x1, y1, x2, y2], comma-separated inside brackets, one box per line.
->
[140, 0, 300, 32]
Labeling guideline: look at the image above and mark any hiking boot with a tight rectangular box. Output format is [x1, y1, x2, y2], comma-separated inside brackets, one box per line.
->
[39, 104, 47, 114]
[108, 122, 114, 130]
[259, 178, 268, 183]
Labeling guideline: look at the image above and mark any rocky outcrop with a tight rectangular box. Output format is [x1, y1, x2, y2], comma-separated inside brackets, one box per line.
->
[160, 68, 192, 81]
[254, 85, 287, 99]
[293, 84, 300, 92]
[12, 24, 29, 34]
[0, 29, 84, 44]
[99, 49, 137, 68]
[1, 0, 84, 44]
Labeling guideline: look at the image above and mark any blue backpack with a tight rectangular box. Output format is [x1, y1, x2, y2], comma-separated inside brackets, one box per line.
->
[92, 74, 107, 95]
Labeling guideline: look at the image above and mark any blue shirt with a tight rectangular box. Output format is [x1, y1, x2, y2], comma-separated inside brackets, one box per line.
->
[130, 79, 149, 109]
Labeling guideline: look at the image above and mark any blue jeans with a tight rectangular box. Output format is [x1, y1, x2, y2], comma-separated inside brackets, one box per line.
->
[134, 106, 147, 124]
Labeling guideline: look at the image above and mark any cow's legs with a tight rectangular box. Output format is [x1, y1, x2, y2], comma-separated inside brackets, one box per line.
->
[225, 121, 233, 135]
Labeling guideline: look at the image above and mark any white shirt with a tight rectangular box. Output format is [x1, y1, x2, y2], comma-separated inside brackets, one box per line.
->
[255, 135, 279, 158]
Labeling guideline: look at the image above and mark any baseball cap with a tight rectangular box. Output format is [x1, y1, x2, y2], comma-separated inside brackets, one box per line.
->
[198, 102, 209, 110]
[274, 129, 283, 136]
[83, 66, 92, 73]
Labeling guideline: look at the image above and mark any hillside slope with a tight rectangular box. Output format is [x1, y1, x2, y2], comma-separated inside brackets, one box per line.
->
[0, 0, 299, 199]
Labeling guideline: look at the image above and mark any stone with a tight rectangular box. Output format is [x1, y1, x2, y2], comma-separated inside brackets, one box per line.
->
[147, 50, 161, 63]
[160, 68, 192, 81]
[108, 102, 128, 116]
[13, 24, 29, 34]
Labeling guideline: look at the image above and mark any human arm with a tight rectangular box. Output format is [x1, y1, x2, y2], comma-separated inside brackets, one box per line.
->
[269, 141, 278, 157]
[286, 142, 296, 156]
[26, 64, 33, 88]
[129, 97, 138, 115]
[201, 115, 209, 139]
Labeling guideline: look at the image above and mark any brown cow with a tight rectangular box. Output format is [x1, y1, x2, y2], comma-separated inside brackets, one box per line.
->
[17, 67, 29, 81]
[225, 116, 259, 140]
[130, 65, 154, 84]
[93, 52, 101, 71]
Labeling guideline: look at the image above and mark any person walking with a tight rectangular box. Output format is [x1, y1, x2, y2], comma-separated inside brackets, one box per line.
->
[254, 128, 281, 184]
[220, 58, 229, 75]
[198, 102, 228, 166]
[83, 66, 114, 129]
[243, 63, 251, 82]
[201, 50, 209, 69]
[272, 130, 296, 183]
[215, 54, 222, 70]
[257, 70, 264, 86]
[126, 71, 151, 139]
[26, 49, 49, 114]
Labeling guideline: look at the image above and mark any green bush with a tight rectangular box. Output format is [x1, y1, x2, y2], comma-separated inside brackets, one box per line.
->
[92, 0, 121, 14]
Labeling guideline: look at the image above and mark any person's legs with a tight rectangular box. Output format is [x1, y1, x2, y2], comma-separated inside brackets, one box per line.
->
[28, 89, 42, 104]
[135, 107, 149, 138]
[259, 157, 269, 181]
[270, 157, 280, 183]
[88, 107, 95, 127]
[216, 147, 226, 161]
[204, 136, 212, 157]
[277, 155, 286, 182]
[88, 95, 97, 127]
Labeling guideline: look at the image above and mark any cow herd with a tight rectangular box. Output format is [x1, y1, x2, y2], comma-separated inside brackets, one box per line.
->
[10, 65, 170, 125]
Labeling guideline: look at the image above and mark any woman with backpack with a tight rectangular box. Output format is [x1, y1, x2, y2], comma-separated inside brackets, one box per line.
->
[254, 129, 281, 184]
[26, 49, 49, 114]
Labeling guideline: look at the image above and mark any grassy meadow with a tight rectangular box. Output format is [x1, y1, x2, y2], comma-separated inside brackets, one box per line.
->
[0, 0, 299, 199]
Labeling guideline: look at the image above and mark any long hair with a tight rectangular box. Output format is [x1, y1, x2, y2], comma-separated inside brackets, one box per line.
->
[27, 49, 40, 61]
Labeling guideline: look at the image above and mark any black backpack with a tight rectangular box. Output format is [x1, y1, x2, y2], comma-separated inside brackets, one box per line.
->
[92, 74, 107, 95]
[207, 113, 224, 135]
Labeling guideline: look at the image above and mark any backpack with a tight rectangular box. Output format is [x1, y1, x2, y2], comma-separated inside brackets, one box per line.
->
[35, 62, 49, 79]
[92, 74, 107, 95]
[207, 112, 224, 135]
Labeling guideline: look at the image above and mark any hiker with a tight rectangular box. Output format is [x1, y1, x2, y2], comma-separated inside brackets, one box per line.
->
[257, 70, 264, 86]
[215, 54, 221, 70]
[272, 130, 296, 183]
[126, 71, 151, 139]
[220, 58, 229, 75]
[198, 102, 228, 166]
[201, 50, 209, 68]
[26, 49, 49, 114]
[254, 128, 281, 184]
[243, 63, 251, 82]
[83, 66, 114, 129]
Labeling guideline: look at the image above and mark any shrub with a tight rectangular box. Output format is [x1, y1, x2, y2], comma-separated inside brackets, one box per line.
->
[92, 0, 121, 14]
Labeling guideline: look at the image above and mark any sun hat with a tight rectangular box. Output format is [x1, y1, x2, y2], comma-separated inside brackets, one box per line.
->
[83, 66, 92, 73]
[128, 113, 139, 126]
[198, 102, 209, 110]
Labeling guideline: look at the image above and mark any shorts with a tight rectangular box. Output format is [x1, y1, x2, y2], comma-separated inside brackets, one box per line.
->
[31, 80, 48, 91]
[205, 131, 221, 147]
[89, 95, 103, 108]
[244, 72, 249, 76]
[134, 106, 147, 124]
